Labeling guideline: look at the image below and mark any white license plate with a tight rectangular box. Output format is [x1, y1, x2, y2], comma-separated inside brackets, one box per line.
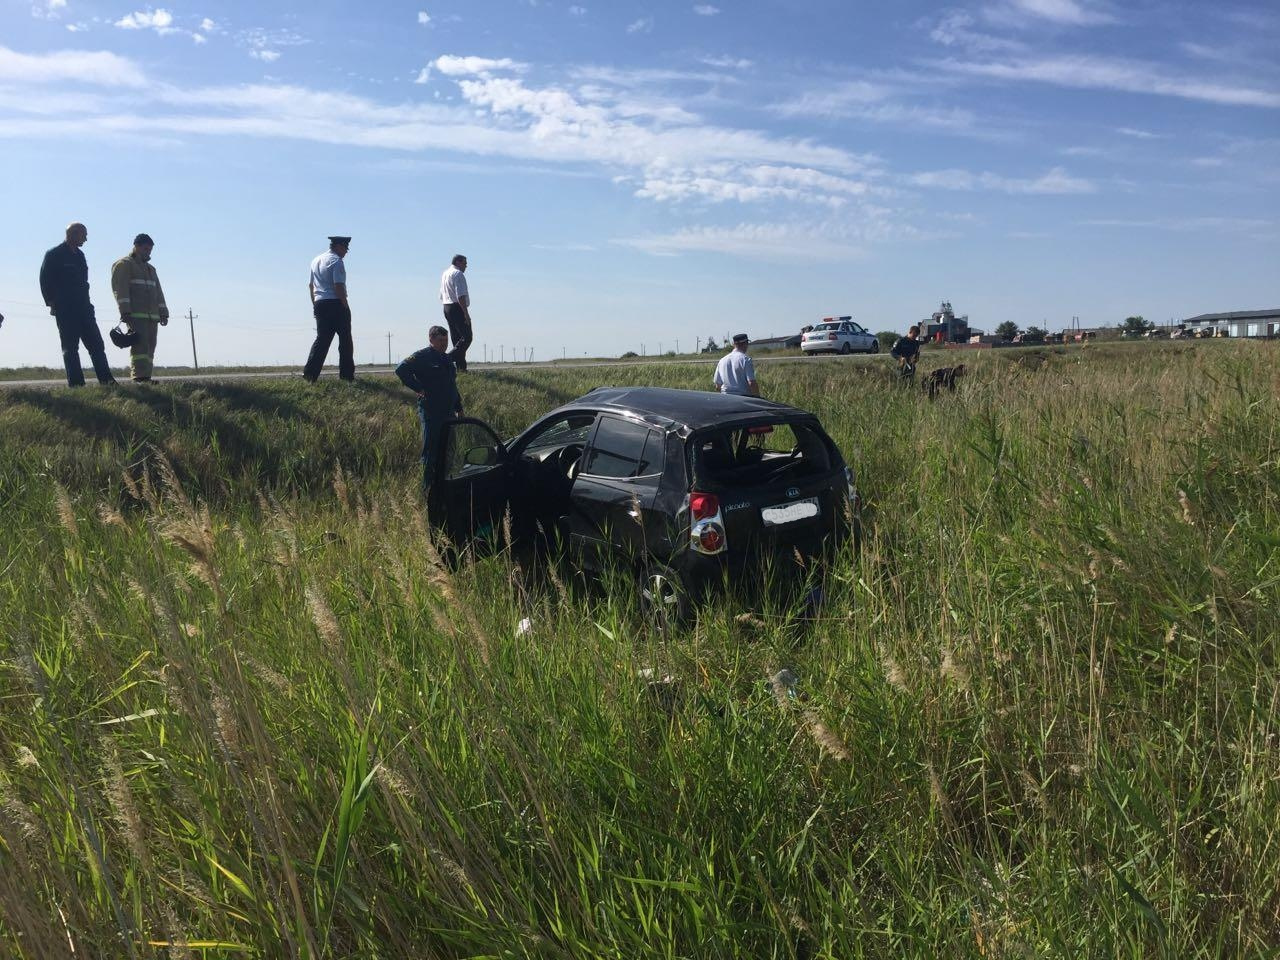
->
[761, 497, 819, 526]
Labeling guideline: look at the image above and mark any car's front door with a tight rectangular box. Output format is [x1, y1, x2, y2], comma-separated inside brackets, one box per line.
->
[850, 322, 871, 350]
[428, 418, 511, 552]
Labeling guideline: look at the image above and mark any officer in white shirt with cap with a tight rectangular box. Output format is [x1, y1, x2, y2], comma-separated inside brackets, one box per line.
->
[713, 333, 760, 397]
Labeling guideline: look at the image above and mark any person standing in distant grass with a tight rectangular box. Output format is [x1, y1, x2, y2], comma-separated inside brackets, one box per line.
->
[39, 222, 117, 387]
[713, 333, 759, 396]
[303, 235, 354, 382]
[396, 325, 463, 492]
[891, 325, 921, 378]
[111, 233, 169, 383]
[439, 253, 473, 372]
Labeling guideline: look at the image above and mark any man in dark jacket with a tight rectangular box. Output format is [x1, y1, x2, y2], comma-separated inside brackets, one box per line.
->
[39, 223, 116, 387]
[890, 324, 922, 379]
[396, 325, 463, 491]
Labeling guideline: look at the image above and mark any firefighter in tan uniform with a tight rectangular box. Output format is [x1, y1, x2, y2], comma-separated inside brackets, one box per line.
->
[110, 233, 169, 382]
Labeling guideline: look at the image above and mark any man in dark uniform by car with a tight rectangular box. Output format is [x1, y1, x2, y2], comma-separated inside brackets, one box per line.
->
[39, 222, 116, 387]
[396, 325, 463, 492]
[303, 235, 354, 382]
[890, 324, 922, 377]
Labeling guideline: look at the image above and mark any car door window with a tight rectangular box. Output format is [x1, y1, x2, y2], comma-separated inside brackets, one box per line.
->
[444, 421, 504, 481]
[580, 417, 654, 479]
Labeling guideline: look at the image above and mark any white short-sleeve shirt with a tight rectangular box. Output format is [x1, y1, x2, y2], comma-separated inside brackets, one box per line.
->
[713, 350, 756, 395]
[310, 251, 346, 301]
[440, 265, 469, 305]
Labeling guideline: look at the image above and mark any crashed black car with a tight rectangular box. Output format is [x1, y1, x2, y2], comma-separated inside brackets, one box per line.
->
[427, 387, 859, 619]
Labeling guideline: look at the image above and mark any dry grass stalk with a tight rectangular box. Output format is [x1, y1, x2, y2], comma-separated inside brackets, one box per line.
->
[333, 462, 351, 513]
[305, 585, 344, 658]
[98, 502, 127, 528]
[940, 649, 970, 690]
[101, 738, 150, 869]
[54, 484, 77, 538]
[882, 652, 909, 694]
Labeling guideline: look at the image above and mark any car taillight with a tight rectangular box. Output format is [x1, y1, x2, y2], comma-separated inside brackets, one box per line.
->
[828, 333, 837, 340]
[698, 524, 724, 552]
[689, 491, 726, 556]
[690, 492, 719, 522]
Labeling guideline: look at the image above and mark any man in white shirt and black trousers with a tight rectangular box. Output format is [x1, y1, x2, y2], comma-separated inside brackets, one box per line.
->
[713, 333, 760, 397]
[303, 235, 354, 382]
[439, 253, 473, 372]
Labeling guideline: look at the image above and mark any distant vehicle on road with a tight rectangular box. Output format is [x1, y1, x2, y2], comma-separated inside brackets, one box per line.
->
[801, 317, 880, 355]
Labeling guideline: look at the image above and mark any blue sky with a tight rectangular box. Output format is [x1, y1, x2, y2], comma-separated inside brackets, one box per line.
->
[1, 0, 1276, 367]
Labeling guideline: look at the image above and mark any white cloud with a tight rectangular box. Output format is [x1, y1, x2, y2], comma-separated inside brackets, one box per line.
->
[1115, 126, 1162, 139]
[615, 223, 863, 260]
[433, 55, 526, 77]
[0, 45, 146, 86]
[941, 55, 1280, 108]
[986, 0, 1115, 27]
[1081, 216, 1274, 235]
[568, 5, 586, 14]
[115, 8, 178, 34]
[65, 22, 87, 32]
[414, 68, 431, 84]
[626, 17, 653, 34]
[200, 18, 216, 31]
[699, 55, 753, 69]
[32, 0, 66, 20]
[927, 12, 1024, 52]
[693, 4, 719, 15]
[417, 11, 431, 24]
[240, 27, 307, 63]
[772, 81, 981, 134]
[910, 165, 1095, 193]
[192, 33, 206, 44]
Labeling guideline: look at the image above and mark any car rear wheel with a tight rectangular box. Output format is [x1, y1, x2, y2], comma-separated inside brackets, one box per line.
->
[640, 562, 690, 629]
[870, 340, 880, 354]
[839, 342, 852, 355]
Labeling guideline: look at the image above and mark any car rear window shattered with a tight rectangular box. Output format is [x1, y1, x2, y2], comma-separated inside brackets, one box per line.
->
[693, 422, 833, 486]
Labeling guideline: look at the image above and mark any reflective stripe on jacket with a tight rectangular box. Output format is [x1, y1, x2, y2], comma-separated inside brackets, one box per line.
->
[110, 253, 168, 322]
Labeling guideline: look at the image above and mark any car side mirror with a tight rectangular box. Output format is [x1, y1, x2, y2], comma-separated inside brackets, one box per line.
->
[463, 445, 499, 467]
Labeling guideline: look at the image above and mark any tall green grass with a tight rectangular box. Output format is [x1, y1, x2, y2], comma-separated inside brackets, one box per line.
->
[1, 342, 1277, 957]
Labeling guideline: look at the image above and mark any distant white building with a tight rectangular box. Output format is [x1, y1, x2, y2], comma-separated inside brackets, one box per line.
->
[1183, 309, 1280, 338]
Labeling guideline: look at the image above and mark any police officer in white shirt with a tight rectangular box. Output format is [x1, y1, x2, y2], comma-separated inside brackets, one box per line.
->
[713, 333, 760, 397]
[439, 253, 473, 372]
[303, 235, 354, 382]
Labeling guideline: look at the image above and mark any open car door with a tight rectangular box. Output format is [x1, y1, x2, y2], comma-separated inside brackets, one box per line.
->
[427, 418, 511, 553]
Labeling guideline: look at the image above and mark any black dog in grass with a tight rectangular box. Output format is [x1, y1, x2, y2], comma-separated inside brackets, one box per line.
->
[923, 363, 966, 398]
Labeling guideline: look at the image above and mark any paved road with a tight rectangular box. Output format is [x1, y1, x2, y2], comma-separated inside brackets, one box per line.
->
[0, 352, 885, 389]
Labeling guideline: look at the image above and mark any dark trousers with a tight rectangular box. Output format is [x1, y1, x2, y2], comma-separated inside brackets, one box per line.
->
[303, 299, 354, 381]
[55, 310, 114, 386]
[417, 403, 446, 492]
[443, 303, 472, 371]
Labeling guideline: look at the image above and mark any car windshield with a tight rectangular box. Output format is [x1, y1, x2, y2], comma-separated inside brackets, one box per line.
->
[691, 421, 835, 487]
[812, 322, 841, 332]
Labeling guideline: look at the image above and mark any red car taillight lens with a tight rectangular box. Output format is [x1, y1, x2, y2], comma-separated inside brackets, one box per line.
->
[690, 492, 719, 522]
[828, 333, 837, 340]
[690, 492, 727, 556]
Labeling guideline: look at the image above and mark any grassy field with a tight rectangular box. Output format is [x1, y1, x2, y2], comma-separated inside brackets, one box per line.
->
[1, 342, 1277, 958]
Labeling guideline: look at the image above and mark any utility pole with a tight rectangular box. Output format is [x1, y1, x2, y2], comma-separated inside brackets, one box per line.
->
[386, 331, 392, 365]
[696, 336, 701, 353]
[675, 338, 680, 354]
[186, 308, 199, 371]
[499, 345, 504, 363]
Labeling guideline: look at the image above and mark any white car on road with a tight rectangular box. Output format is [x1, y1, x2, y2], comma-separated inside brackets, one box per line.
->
[801, 317, 880, 355]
